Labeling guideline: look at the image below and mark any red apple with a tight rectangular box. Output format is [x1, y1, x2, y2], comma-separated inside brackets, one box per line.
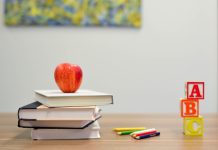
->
[54, 63, 83, 93]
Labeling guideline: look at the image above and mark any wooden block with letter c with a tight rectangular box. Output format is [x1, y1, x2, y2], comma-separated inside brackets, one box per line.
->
[183, 116, 204, 136]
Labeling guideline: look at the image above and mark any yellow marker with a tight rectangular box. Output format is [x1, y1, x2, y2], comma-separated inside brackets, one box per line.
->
[113, 127, 146, 132]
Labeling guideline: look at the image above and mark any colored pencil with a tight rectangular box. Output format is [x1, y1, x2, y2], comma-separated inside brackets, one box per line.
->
[132, 130, 157, 137]
[131, 129, 157, 137]
[117, 130, 142, 135]
[130, 128, 156, 136]
[134, 132, 160, 140]
[113, 127, 146, 132]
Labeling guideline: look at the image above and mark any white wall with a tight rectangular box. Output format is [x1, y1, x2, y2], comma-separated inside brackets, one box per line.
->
[0, 0, 217, 113]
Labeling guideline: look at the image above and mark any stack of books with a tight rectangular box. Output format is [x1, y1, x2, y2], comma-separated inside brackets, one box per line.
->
[18, 89, 113, 140]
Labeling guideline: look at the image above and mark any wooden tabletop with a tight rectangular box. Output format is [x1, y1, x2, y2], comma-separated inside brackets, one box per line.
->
[0, 113, 217, 150]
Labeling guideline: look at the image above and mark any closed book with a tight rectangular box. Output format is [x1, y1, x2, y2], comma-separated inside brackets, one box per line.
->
[31, 121, 100, 140]
[18, 101, 101, 120]
[18, 116, 101, 129]
[34, 89, 113, 107]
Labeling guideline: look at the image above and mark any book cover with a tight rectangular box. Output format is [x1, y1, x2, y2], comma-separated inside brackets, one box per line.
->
[18, 101, 101, 120]
[34, 89, 113, 107]
[31, 121, 101, 140]
[18, 116, 101, 129]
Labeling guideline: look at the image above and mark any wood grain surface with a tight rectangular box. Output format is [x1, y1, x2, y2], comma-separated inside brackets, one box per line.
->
[0, 113, 217, 150]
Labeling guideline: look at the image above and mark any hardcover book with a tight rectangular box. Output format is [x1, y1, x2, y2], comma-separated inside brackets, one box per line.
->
[34, 89, 113, 107]
[18, 116, 101, 129]
[31, 121, 100, 140]
[18, 101, 101, 120]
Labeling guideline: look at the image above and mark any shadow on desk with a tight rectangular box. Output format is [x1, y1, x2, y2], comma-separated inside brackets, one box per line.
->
[14, 130, 31, 139]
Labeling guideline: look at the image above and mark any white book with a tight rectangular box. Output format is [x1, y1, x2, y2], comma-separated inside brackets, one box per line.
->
[18, 101, 101, 121]
[19, 116, 101, 129]
[31, 121, 100, 140]
[34, 89, 113, 107]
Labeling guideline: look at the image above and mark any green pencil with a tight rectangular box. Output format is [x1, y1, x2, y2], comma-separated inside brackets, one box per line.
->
[117, 130, 142, 135]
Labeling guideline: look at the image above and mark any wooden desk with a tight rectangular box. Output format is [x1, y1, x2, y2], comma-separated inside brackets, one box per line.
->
[0, 113, 217, 150]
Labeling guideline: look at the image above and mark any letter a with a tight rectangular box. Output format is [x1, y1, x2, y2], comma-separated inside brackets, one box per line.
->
[189, 84, 202, 98]
[186, 82, 204, 99]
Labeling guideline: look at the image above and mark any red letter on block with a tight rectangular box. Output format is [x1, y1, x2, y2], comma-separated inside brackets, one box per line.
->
[187, 82, 204, 100]
[181, 99, 199, 117]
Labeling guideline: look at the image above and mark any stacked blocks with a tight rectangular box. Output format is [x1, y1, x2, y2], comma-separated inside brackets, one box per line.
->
[180, 82, 204, 136]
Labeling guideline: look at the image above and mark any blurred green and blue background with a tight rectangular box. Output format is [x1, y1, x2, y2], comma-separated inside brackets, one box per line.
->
[4, 0, 141, 27]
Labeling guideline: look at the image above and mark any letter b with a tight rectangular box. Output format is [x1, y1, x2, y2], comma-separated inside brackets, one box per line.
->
[181, 99, 199, 117]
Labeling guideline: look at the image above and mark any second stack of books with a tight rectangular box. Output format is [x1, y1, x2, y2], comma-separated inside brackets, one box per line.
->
[18, 89, 113, 140]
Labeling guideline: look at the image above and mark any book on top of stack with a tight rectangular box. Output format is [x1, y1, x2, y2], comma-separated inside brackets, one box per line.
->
[17, 89, 113, 140]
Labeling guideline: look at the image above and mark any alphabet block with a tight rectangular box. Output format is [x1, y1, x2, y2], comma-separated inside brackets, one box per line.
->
[181, 99, 199, 117]
[183, 116, 204, 136]
[186, 82, 204, 100]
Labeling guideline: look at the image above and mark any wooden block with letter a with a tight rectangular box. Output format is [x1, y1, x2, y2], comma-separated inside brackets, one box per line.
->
[183, 116, 204, 136]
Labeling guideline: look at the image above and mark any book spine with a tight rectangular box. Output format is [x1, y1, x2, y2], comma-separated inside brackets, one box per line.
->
[17, 108, 21, 120]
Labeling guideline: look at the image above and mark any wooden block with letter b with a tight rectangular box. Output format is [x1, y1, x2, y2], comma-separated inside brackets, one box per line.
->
[181, 99, 199, 117]
[183, 116, 204, 136]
